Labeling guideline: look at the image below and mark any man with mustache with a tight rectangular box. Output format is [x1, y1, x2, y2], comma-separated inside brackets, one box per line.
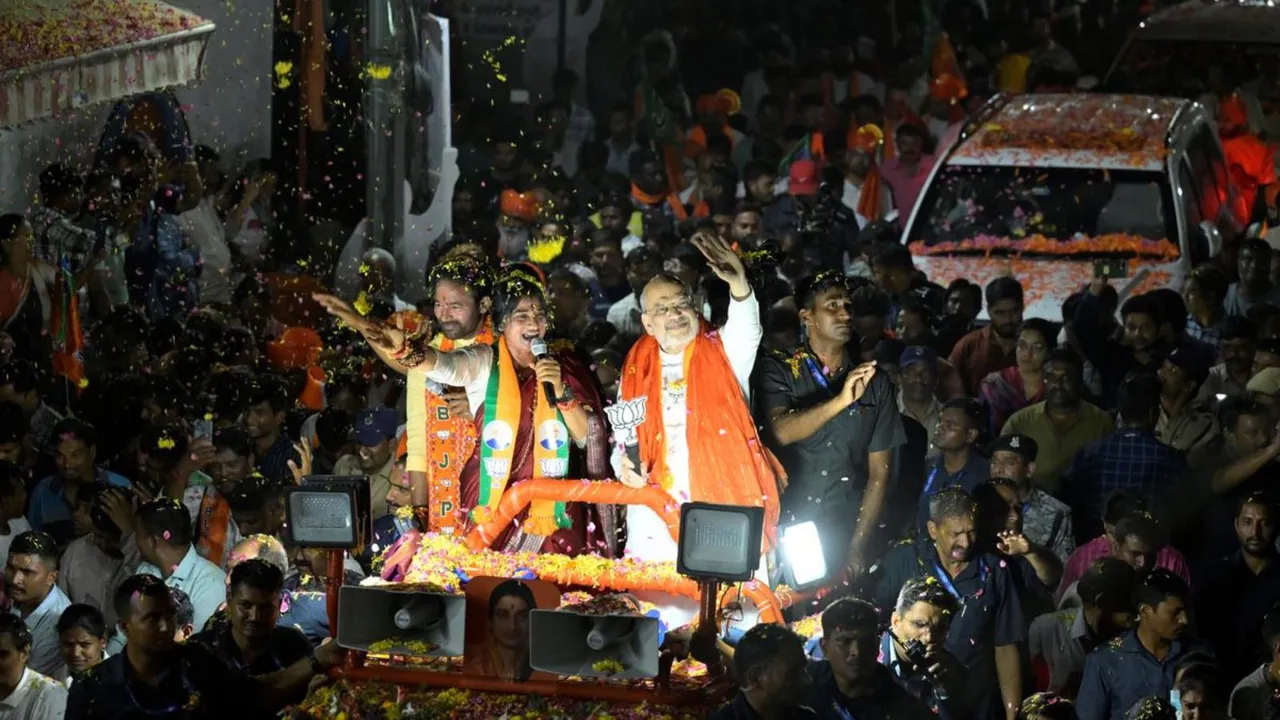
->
[402, 258, 495, 535]
[871, 487, 1025, 720]
[1194, 493, 1280, 684]
[190, 559, 314, 711]
[757, 271, 899, 581]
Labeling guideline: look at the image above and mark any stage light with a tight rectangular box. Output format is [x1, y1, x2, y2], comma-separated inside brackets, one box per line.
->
[676, 502, 764, 582]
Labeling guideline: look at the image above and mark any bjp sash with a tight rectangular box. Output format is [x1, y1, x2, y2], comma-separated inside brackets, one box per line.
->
[473, 337, 571, 537]
[620, 323, 784, 549]
[406, 319, 493, 534]
[195, 487, 233, 566]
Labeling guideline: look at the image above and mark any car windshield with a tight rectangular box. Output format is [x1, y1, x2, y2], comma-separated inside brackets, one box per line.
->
[906, 164, 1180, 259]
[1108, 38, 1280, 101]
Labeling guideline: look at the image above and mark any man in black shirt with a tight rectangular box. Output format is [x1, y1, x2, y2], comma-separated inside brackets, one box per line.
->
[66, 574, 342, 719]
[755, 271, 905, 578]
[871, 487, 1026, 720]
[191, 560, 314, 709]
[883, 577, 970, 720]
[806, 597, 935, 720]
[709, 624, 818, 720]
[1194, 492, 1280, 684]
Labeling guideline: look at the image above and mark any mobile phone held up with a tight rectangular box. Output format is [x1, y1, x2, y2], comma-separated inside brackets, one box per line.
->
[1093, 258, 1128, 280]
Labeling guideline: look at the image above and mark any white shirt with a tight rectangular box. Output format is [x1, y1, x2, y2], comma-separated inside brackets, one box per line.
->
[606, 294, 644, 337]
[614, 294, 767, 627]
[0, 667, 66, 719]
[227, 207, 267, 266]
[840, 178, 895, 229]
[9, 587, 70, 680]
[180, 198, 234, 304]
[0, 517, 31, 567]
[57, 535, 126, 626]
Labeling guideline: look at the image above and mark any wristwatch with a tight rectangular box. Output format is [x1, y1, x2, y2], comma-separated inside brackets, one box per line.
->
[308, 652, 324, 675]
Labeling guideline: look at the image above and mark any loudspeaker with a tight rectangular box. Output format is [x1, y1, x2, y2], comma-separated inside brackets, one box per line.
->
[528, 610, 660, 679]
[336, 585, 466, 657]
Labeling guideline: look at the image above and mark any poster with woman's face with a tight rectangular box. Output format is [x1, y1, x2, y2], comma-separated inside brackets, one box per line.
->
[462, 576, 559, 683]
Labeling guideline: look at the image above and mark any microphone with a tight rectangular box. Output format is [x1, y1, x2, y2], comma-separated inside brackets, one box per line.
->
[529, 338, 558, 404]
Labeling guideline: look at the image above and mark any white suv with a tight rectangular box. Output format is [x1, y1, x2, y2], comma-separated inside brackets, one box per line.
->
[900, 93, 1239, 320]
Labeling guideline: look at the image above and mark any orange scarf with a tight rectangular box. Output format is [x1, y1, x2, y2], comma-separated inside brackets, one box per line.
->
[620, 324, 784, 549]
[408, 319, 495, 534]
[855, 167, 884, 222]
[195, 488, 233, 566]
[631, 183, 689, 221]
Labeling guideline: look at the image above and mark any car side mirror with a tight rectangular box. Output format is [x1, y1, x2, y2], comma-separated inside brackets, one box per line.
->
[1198, 220, 1223, 258]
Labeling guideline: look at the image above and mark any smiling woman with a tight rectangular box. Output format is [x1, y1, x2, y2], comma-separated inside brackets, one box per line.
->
[314, 271, 617, 558]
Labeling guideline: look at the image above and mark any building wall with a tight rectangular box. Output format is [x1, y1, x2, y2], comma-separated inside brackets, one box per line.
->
[0, 0, 274, 212]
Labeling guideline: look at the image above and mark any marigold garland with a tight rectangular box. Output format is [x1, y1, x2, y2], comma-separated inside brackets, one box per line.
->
[908, 233, 1179, 261]
[293, 681, 706, 719]
[391, 531, 701, 599]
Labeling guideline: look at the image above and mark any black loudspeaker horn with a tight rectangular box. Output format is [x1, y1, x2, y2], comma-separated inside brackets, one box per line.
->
[336, 585, 466, 657]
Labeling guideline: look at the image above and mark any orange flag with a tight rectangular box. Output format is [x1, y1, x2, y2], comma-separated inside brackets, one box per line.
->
[50, 267, 86, 390]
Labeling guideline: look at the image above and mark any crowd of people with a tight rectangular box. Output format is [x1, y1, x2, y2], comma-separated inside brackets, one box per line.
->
[0, 0, 1278, 718]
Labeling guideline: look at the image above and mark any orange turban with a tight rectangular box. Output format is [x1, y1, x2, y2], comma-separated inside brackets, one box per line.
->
[851, 124, 884, 154]
[500, 189, 541, 222]
[267, 326, 323, 370]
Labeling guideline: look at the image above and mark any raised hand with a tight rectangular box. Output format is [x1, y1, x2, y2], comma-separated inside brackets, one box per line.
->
[313, 293, 405, 352]
[691, 231, 748, 297]
[840, 361, 878, 407]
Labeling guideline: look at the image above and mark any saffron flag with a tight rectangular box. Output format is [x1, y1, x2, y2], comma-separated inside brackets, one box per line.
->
[50, 262, 86, 390]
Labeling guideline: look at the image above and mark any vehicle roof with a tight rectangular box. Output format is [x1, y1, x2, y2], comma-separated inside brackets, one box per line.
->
[947, 94, 1189, 171]
[1135, 0, 1280, 44]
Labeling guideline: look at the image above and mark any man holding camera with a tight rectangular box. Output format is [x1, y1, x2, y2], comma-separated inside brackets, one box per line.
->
[884, 577, 971, 720]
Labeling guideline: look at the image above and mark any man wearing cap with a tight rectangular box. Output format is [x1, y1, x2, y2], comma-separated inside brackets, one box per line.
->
[333, 407, 402, 517]
[989, 434, 1074, 563]
[1247, 367, 1280, 421]
[757, 272, 903, 579]
[841, 126, 895, 229]
[1157, 347, 1219, 453]
[898, 346, 944, 458]
[916, 398, 989, 532]
[763, 159, 821, 241]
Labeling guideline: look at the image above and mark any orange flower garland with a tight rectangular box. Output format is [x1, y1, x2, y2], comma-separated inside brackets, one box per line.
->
[909, 234, 1179, 261]
[420, 319, 495, 534]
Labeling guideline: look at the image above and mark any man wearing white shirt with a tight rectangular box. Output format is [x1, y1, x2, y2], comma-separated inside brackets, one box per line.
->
[614, 233, 784, 626]
[0, 614, 66, 719]
[606, 248, 663, 338]
[4, 533, 71, 680]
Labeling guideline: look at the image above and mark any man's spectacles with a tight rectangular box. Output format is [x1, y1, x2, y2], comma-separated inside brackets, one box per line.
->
[644, 298, 694, 318]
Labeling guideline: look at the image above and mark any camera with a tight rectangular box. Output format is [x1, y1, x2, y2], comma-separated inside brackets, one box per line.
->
[901, 637, 930, 667]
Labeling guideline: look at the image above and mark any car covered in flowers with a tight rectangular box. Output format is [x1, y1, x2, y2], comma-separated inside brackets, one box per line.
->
[901, 93, 1241, 320]
[288, 480, 826, 719]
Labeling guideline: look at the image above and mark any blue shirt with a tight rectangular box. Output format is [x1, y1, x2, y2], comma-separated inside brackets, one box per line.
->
[279, 568, 363, 646]
[27, 469, 131, 535]
[11, 584, 71, 678]
[1064, 429, 1188, 540]
[806, 660, 936, 720]
[137, 546, 227, 633]
[1076, 630, 1187, 720]
[871, 540, 1026, 719]
[916, 452, 990, 533]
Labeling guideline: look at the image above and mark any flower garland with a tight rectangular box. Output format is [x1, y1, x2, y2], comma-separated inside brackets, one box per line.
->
[394, 532, 701, 599]
[908, 233, 1179, 261]
[294, 681, 706, 719]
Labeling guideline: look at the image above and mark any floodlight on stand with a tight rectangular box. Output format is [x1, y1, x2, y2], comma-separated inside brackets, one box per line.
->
[283, 475, 372, 549]
[676, 502, 765, 582]
[781, 521, 827, 588]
